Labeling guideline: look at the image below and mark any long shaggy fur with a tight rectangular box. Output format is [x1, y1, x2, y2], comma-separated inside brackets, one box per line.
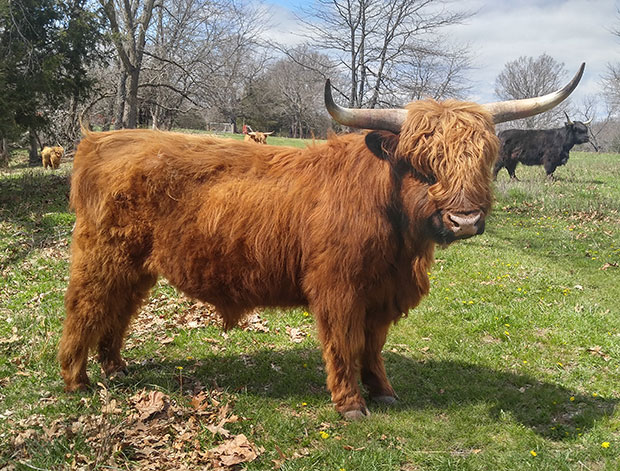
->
[41, 146, 64, 169]
[58, 100, 499, 417]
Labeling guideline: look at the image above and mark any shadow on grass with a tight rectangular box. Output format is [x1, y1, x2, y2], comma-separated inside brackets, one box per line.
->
[0, 169, 72, 265]
[112, 347, 615, 440]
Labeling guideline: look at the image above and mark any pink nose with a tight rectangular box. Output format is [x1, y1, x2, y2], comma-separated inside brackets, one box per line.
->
[445, 212, 483, 238]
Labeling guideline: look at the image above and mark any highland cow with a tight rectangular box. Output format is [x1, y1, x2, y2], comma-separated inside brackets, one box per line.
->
[41, 146, 64, 169]
[59, 64, 584, 419]
[494, 114, 591, 180]
[244, 131, 273, 144]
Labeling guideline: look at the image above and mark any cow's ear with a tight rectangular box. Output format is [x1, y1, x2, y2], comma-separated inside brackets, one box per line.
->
[365, 130, 399, 161]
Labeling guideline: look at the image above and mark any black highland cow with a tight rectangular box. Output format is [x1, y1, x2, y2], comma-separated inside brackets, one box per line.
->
[494, 114, 590, 180]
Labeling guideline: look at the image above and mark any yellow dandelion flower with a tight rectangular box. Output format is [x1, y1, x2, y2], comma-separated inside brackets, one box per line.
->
[592, 392, 598, 397]
[530, 450, 537, 457]
[319, 431, 330, 439]
[602, 442, 610, 448]
[176, 366, 183, 370]
[569, 396, 575, 402]
[301, 402, 307, 407]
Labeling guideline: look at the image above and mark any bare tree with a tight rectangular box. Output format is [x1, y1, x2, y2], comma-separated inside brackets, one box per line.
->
[272, 48, 334, 138]
[100, 0, 158, 129]
[94, 0, 269, 130]
[602, 62, 620, 115]
[390, 40, 472, 103]
[494, 54, 569, 129]
[298, 0, 471, 108]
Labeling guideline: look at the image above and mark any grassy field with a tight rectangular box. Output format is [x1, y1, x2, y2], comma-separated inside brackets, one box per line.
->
[0, 135, 619, 470]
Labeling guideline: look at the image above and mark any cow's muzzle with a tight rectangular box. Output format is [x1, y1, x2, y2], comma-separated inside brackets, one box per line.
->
[443, 211, 485, 239]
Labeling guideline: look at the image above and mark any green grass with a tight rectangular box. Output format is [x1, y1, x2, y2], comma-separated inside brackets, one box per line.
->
[1, 145, 619, 470]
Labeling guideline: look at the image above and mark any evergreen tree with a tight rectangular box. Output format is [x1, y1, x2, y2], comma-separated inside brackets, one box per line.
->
[0, 0, 103, 165]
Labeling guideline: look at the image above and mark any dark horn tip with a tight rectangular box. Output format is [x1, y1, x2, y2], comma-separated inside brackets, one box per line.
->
[324, 79, 340, 120]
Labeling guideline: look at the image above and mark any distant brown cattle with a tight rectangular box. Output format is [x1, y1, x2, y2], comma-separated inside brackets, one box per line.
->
[41, 146, 64, 169]
[244, 131, 273, 144]
[58, 64, 584, 419]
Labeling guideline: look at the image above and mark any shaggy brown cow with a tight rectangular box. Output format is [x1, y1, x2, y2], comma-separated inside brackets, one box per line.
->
[41, 146, 64, 169]
[59, 64, 584, 419]
[244, 131, 273, 144]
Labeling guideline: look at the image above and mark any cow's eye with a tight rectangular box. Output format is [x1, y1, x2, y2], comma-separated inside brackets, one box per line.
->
[410, 166, 436, 185]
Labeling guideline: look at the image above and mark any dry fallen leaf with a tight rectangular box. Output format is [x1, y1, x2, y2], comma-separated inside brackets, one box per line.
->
[209, 433, 261, 467]
[286, 326, 306, 343]
[132, 390, 169, 421]
[600, 262, 618, 271]
[587, 346, 611, 361]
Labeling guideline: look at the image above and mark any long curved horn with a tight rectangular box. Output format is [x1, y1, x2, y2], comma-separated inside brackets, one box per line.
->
[325, 63, 585, 131]
[483, 63, 585, 124]
[564, 111, 573, 125]
[324, 79, 407, 133]
[583, 117, 592, 125]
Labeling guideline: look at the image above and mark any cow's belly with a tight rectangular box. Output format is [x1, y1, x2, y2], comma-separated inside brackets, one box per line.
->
[517, 151, 544, 165]
[147, 222, 307, 313]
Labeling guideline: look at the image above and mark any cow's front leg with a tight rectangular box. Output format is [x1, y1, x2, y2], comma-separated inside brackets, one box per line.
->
[361, 316, 397, 404]
[312, 298, 368, 420]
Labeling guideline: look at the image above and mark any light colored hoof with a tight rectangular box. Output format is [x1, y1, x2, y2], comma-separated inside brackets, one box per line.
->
[103, 365, 128, 380]
[107, 369, 127, 380]
[372, 395, 398, 405]
[342, 407, 370, 421]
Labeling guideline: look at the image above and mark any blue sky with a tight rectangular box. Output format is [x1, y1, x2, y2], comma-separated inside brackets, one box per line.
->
[261, 0, 620, 117]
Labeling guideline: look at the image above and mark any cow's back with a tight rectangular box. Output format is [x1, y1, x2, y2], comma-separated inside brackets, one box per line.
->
[497, 129, 547, 165]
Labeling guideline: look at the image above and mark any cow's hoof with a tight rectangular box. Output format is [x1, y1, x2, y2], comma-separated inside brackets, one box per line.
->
[372, 395, 398, 405]
[101, 360, 128, 379]
[106, 367, 128, 380]
[63, 381, 90, 393]
[342, 407, 370, 421]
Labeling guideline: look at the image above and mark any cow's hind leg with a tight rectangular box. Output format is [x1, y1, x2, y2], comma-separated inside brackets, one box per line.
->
[492, 161, 503, 180]
[311, 295, 368, 420]
[97, 273, 157, 378]
[59, 246, 156, 391]
[361, 316, 397, 405]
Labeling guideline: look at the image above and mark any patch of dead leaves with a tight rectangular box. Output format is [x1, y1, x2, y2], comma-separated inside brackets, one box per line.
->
[8, 385, 261, 470]
[126, 291, 270, 350]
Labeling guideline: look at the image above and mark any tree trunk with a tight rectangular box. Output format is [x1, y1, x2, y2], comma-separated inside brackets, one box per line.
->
[114, 69, 127, 130]
[0, 138, 9, 167]
[125, 68, 140, 129]
[28, 129, 39, 167]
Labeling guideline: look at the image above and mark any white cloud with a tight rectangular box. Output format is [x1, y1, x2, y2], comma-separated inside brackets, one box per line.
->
[449, 0, 620, 107]
[258, 3, 309, 47]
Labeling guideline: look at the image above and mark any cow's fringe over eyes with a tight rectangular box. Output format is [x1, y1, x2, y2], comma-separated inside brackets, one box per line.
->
[397, 100, 499, 213]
